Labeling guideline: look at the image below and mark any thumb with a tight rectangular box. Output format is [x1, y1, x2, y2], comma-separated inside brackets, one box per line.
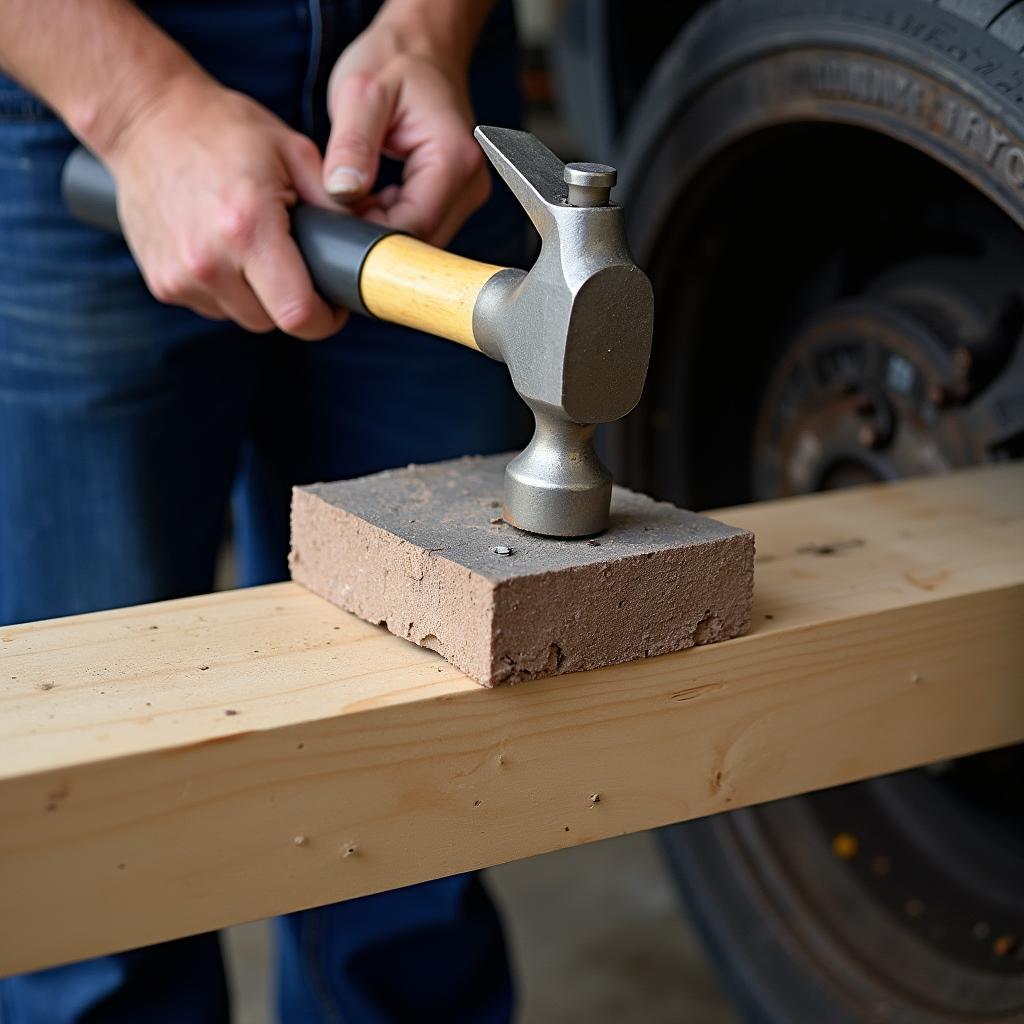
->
[323, 72, 396, 201]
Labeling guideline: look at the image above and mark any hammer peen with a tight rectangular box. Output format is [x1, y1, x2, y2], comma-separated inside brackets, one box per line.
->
[62, 126, 654, 538]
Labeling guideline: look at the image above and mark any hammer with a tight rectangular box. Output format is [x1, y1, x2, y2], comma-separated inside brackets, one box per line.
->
[62, 127, 654, 537]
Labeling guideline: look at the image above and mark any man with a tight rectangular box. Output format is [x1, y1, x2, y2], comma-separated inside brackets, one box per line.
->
[0, 1, 526, 1020]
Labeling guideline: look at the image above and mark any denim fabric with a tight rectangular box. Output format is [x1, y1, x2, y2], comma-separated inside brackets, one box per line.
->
[0, 2, 525, 1020]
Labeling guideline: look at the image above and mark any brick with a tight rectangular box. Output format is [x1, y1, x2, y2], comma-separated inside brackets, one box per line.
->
[289, 454, 754, 686]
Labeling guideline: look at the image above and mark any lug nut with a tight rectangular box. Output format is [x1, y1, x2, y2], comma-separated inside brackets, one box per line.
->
[831, 832, 858, 860]
[858, 425, 879, 448]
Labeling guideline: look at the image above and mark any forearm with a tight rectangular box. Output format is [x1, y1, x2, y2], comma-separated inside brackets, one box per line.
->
[372, 0, 497, 66]
[0, 0, 209, 158]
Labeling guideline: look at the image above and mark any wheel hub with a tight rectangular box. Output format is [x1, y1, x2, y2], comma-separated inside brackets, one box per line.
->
[753, 259, 1022, 499]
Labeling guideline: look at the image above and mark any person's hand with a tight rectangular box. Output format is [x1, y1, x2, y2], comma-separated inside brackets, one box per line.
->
[105, 74, 348, 339]
[323, 1, 493, 248]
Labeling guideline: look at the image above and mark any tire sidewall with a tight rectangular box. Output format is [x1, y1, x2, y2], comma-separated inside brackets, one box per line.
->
[622, 0, 1024, 252]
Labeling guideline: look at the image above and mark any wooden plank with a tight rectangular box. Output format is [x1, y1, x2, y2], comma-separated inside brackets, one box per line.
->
[1, 463, 1021, 975]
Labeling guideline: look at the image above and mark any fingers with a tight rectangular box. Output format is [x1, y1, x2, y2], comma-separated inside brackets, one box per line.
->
[243, 209, 348, 340]
[172, 233, 274, 331]
[324, 49, 492, 245]
[143, 255, 268, 331]
[370, 119, 490, 247]
[208, 272, 276, 334]
[357, 183, 401, 215]
[112, 82, 349, 339]
[431, 165, 491, 249]
[238, 137, 348, 337]
[323, 72, 398, 202]
[282, 133, 336, 210]
[144, 192, 346, 339]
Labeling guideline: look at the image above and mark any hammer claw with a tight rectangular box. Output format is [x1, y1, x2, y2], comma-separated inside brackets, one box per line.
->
[473, 126, 568, 226]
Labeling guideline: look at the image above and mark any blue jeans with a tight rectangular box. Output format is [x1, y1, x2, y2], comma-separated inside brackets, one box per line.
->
[0, 3, 526, 1021]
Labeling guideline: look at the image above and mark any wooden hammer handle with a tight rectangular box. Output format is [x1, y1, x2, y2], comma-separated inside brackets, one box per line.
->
[360, 235, 503, 350]
[62, 147, 505, 352]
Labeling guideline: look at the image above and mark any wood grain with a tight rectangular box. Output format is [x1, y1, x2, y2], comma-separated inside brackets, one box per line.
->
[359, 234, 503, 349]
[1, 463, 1021, 975]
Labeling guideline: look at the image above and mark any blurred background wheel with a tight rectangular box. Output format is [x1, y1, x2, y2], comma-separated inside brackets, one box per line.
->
[608, 1, 1024, 1019]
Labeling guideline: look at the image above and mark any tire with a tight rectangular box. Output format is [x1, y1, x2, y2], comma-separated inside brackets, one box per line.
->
[615, 0, 1024, 506]
[613, 1, 1024, 1021]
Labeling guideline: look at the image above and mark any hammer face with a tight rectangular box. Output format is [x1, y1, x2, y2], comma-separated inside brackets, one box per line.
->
[562, 264, 653, 424]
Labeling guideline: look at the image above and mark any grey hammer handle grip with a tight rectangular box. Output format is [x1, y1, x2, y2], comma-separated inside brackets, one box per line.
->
[61, 146, 394, 316]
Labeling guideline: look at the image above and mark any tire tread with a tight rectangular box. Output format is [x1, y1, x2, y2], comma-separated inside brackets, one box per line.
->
[990, 4, 1024, 49]
[935, 0, 1024, 51]
[934, 0, 1017, 27]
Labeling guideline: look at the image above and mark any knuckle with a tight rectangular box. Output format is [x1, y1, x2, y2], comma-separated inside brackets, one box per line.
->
[164, 268, 193, 300]
[386, 54, 415, 80]
[243, 316, 274, 334]
[289, 133, 321, 164]
[148, 277, 173, 304]
[275, 295, 318, 335]
[217, 193, 260, 247]
[182, 244, 218, 284]
[329, 130, 374, 163]
[147, 266, 189, 304]
[462, 139, 485, 176]
[342, 71, 379, 99]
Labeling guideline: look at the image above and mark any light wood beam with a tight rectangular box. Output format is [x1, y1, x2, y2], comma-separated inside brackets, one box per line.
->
[1, 463, 1021, 975]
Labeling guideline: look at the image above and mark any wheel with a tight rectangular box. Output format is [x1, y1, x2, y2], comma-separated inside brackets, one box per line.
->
[613, 1, 1024, 1019]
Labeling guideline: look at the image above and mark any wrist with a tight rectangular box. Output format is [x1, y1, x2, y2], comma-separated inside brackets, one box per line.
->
[68, 46, 209, 161]
[371, 0, 495, 68]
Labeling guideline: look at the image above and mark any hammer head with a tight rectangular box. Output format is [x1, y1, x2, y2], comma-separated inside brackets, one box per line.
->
[471, 126, 654, 537]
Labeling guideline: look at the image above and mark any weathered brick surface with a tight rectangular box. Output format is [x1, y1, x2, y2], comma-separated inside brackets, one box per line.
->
[290, 454, 754, 686]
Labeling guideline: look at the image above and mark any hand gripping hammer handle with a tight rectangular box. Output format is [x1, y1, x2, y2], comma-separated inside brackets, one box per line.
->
[62, 128, 654, 540]
[61, 146, 505, 351]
